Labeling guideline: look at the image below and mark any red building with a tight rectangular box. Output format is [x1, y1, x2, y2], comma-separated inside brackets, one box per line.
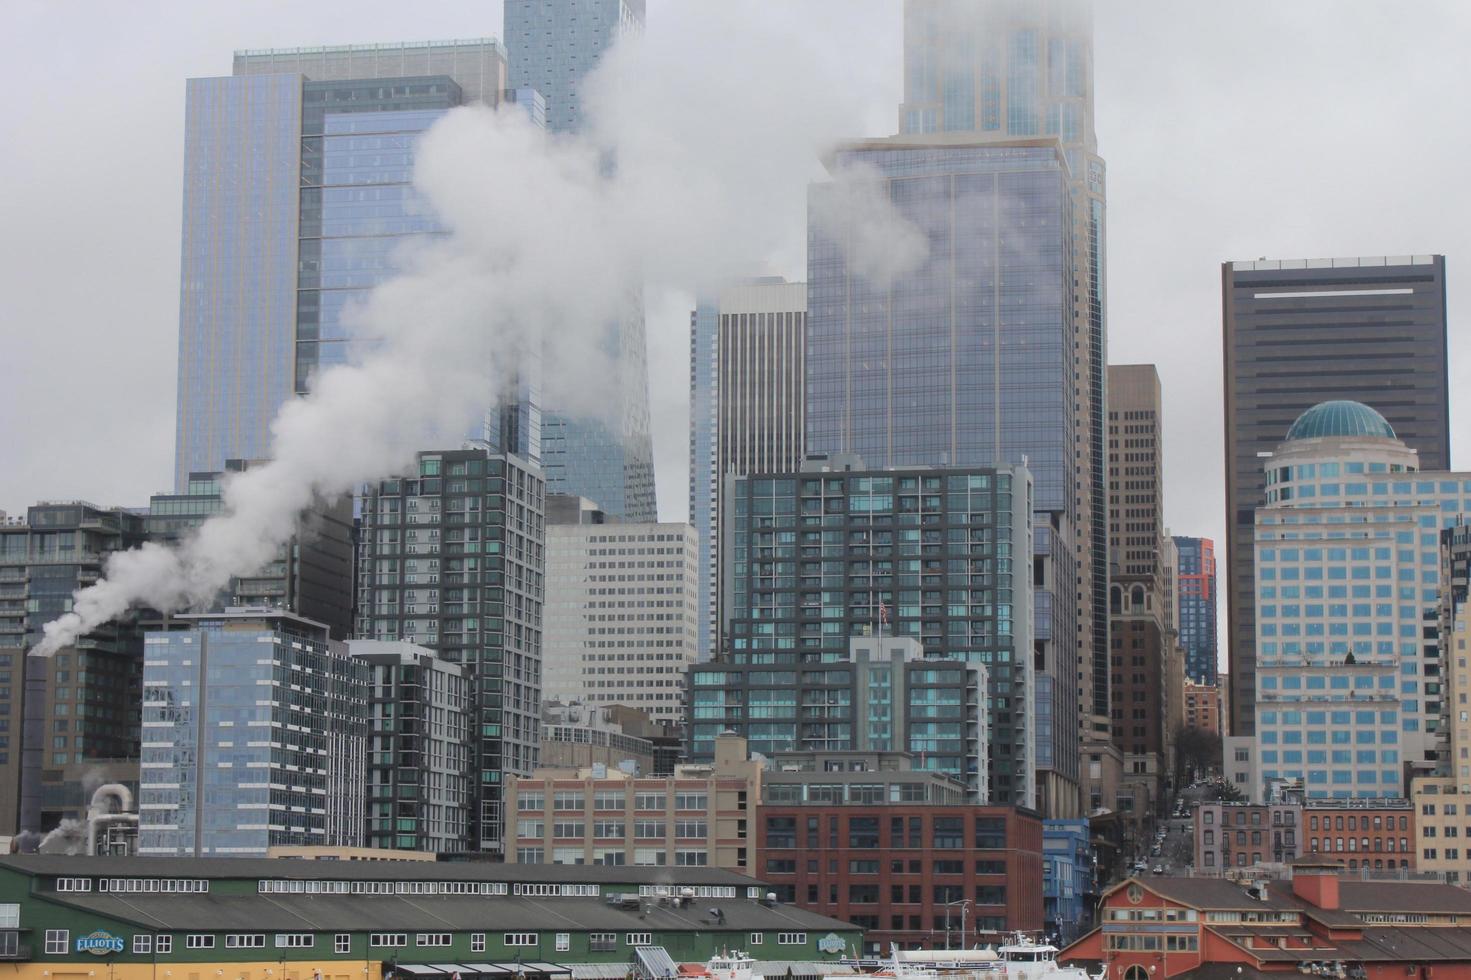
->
[1061, 861, 1471, 980]
[1182, 679, 1220, 738]
[1302, 801, 1414, 872]
[756, 804, 1042, 954]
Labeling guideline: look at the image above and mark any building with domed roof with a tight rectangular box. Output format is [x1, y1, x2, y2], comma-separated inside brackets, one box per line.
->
[1238, 401, 1471, 807]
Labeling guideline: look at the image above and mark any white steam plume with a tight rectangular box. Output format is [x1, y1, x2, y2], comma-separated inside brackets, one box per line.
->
[36, 3, 925, 655]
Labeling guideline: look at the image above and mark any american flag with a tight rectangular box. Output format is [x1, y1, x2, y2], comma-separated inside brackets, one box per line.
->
[879, 598, 889, 626]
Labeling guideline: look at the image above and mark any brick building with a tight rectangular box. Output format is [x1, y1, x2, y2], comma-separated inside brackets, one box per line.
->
[1194, 802, 1302, 874]
[1062, 861, 1471, 980]
[757, 801, 1042, 954]
[1182, 679, 1220, 737]
[1303, 800, 1414, 872]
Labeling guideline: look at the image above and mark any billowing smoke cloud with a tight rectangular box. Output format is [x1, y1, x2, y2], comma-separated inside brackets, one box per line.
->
[36, 3, 926, 654]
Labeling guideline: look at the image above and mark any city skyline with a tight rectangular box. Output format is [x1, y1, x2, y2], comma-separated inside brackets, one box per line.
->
[3, 1, 1470, 686]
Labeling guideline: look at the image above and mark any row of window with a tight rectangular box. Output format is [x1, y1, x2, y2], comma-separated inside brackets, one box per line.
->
[517, 792, 709, 812]
[255, 880, 602, 897]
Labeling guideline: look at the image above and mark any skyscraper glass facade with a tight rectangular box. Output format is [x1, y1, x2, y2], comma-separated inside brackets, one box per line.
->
[1252, 403, 1471, 799]
[504, 0, 645, 135]
[1174, 536, 1218, 684]
[138, 611, 367, 856]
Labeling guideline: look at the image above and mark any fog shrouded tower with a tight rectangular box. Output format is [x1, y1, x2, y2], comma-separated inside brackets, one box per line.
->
[504, 0, 656, 521]
[900, 0, 1110, 752]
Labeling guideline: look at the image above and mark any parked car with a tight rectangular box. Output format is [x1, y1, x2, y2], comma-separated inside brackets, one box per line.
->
[1152, 865, 1164, 874]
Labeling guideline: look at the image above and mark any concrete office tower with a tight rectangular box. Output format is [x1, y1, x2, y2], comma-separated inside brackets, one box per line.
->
[1106, 365, 1179, 830]
[690, 636, 995, 804]
[1222, 255, 1450, 737]
[172, 40, 545, 488]
[0, 503, 150, 836]
[689, 278, 807, 659]
[503, 0, 644, 134]
[1252, 401, 1471, 799]
[1173, 536, 1219, 684]
[901, 0, 1110, 747]
[138, 609, 368, 857]
[543, 497, 698, 724]
[355, 449, 544, 854]
[350, 640, 471, 854]
[805, 142, 1078, 815]
[705, 460, 1032, 807]
[504, 0, 656, 522]
[148, 462, 354, 638]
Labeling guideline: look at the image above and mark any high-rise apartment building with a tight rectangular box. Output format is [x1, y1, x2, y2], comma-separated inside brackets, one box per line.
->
[689, 636, 994, 804]
[148, 462, 354, 639]
[504, 0, 656, 521]
[355, 449, 545, 854]
[805, 143, 1077, 813]
[1252, 401, 1471, 799]
[1174, 536, 1218, 684]
[0, 503, 151, 835]
[709, 459, 1039, 806]
[173, 41, 545, 488]
[1222, 255, 1450, 736]
[900, 0, 1110, 748]
[689, 278, 807, 659]
[543, 499, 697, 723]
[351, 640, 471, 854]
[138, 609, 368, 857]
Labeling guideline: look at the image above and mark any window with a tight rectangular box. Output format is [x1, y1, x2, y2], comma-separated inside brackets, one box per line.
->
[675, 850, 708, 866]
[505, 933, 538, 947]
[416, 934, 452, 947]
[370, 934, 408, 948]
[156, 936, 173, 954]
[335, 934, 351, 954]
[55, 878, 91, 893]
[627, 933, 652, 946]
[187, 935, 217, 949]
[471, 934, 486, 953]
[590, 933, 617, 952]
[750, 933, 764, 945]
[0, 906, 15, 929]
[274, 934, 314, 948]
[44, 931, 68, 955]
[777, 933, 807, 946]
[225, 935, 263, 949]
[555, 934, 570, 953]
[132, 935, 153, 955]
[675, 793, 708, 810]
[554, 792, 584, 811]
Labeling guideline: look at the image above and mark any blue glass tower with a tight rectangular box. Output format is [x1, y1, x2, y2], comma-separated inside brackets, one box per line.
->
[504, 0, 657, 521]
[173, 40, 538, 490]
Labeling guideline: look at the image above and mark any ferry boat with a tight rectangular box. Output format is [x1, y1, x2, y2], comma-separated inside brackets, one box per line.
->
[679, 951, 758, 980]
[867, 936, 1101, 980]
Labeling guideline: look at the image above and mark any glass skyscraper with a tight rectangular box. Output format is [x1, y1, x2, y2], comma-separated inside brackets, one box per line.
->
[138, 609, 368, 856]
[898, 0, 1109, 752]
[1173, 536, 1219, 684]
[504, 0, 657, 521]
[173, 40, 542, 489]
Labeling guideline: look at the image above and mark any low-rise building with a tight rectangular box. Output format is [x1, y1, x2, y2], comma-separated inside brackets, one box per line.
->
[1044, 819, 1094, 946]
[1302, 800, 1414, 872]
[1193, 802, 1302, 875]
[756, 758, 1042, 954]
[0, 855, 860, 979]
[505, 732, 761, 873]
[1062, 861, 1471, 980]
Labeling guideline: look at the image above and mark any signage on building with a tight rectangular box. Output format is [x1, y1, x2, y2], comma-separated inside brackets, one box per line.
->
[76, 931, 125, 955]
[818, 934, 846, 955]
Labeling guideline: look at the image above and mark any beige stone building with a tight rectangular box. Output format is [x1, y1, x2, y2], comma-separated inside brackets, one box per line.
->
[505, 732, 761, 873]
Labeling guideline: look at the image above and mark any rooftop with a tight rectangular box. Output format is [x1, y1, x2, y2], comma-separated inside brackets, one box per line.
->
[1229, 255, 1438, 271]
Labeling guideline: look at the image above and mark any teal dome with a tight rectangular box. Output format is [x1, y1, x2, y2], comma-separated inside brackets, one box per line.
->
[1284, 401, 1396, 441]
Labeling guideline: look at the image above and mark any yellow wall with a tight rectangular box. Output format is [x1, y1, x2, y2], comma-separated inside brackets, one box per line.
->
[10, 958, 384, 980]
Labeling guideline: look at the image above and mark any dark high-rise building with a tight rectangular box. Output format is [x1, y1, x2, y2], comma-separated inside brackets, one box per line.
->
[355, 449, 545, 854]
[1222, 255, 1450, 736]
[0, 503, 151, 835]
[148, 462, 354, 639]
[1173, 536, 1218, 684]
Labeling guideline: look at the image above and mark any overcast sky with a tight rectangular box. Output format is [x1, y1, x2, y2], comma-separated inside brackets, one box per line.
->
[1, 1, 1468, 668]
